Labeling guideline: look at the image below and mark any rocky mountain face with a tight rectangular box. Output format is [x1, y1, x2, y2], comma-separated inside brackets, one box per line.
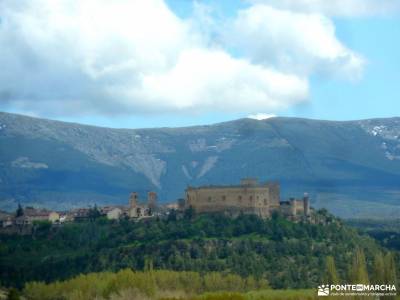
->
[0, 112, 399, 218]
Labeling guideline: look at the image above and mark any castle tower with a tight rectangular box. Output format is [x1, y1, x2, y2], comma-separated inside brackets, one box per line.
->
[129, 192, 138, 208]
[240, 178, 258, 187]
[303, 193, 310, 216]
[289, 198, 297, 216]
[147, 191, 157, 210]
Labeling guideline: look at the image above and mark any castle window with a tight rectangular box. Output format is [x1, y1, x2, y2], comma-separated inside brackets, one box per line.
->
[222, 195, 226, 201]
[249, 196, 253, 201]
[264, 199, 268, 205]
[208, 196, 212, 202]
[238, 195, 242, 202]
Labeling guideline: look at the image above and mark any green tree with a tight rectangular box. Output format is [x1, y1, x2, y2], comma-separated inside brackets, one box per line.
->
[144, 257, 154, 272]
[184, 206, 195, 220]
[348, 248, 369, 284]
[88, 204, 101, 221]
[167, 209, 177, 221]
[7, 288, 20, 300]
[324, 256, 339, 284]
[15, 204, 24, 217]
[372, 252, 385, 284]
[384, 252, 397, 287]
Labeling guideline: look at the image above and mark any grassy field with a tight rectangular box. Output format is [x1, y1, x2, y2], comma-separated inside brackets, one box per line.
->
[188, 289, 316, 300]
[5, 286, 400, 299]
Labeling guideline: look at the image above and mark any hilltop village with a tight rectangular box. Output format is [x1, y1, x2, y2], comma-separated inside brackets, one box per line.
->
[0, 191, 158, 230]
[0, 178, 314, 232]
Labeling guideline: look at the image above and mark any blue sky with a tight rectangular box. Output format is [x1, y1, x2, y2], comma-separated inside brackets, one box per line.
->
[295, 16, 400, 121]
[0, 0, 399, 128]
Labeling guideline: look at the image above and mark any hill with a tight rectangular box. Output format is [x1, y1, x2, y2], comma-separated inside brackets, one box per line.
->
[0, 212, 388, 289]
[1, 112, 400, 217]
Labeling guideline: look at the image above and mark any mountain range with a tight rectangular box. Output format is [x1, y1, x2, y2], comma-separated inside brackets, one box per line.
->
[0, 111, 399, 218]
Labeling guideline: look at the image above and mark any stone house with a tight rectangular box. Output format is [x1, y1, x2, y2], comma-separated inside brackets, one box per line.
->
[71, 208, 91, 221]
[15, 207, 60, 225]
[0, 211, 13, 228]
[106, 207, 123, 220]
[48, 211, 60, 223]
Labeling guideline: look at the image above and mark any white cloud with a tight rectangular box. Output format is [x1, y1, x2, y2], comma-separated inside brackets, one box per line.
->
[248, 0, 400, 17]
[0, 0, 368, 118]
[248, 113, 277, 120]
[226, 5, 365, 79]
[134, 49, 308, 112]
[0, 0, 309, 117]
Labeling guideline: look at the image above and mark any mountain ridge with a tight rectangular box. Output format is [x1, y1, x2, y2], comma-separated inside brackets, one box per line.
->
[1, 111, 400, 218]
[2, 110, 400, 129]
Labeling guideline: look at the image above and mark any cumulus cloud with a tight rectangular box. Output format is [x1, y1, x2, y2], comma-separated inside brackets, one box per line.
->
[248, 0, 400, 17]
[0, 0, 366, 117]
[226, 5, 365, 78]
[136, 49, 308, 112]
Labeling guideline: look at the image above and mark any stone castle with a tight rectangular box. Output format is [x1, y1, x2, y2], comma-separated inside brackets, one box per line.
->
[184, 178, 311, 220]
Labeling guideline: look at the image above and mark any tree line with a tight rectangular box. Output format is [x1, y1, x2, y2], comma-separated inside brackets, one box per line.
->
[0, 211, 398, 292]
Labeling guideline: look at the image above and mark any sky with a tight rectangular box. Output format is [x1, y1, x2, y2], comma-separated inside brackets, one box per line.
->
[0, 0, 399, 128]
